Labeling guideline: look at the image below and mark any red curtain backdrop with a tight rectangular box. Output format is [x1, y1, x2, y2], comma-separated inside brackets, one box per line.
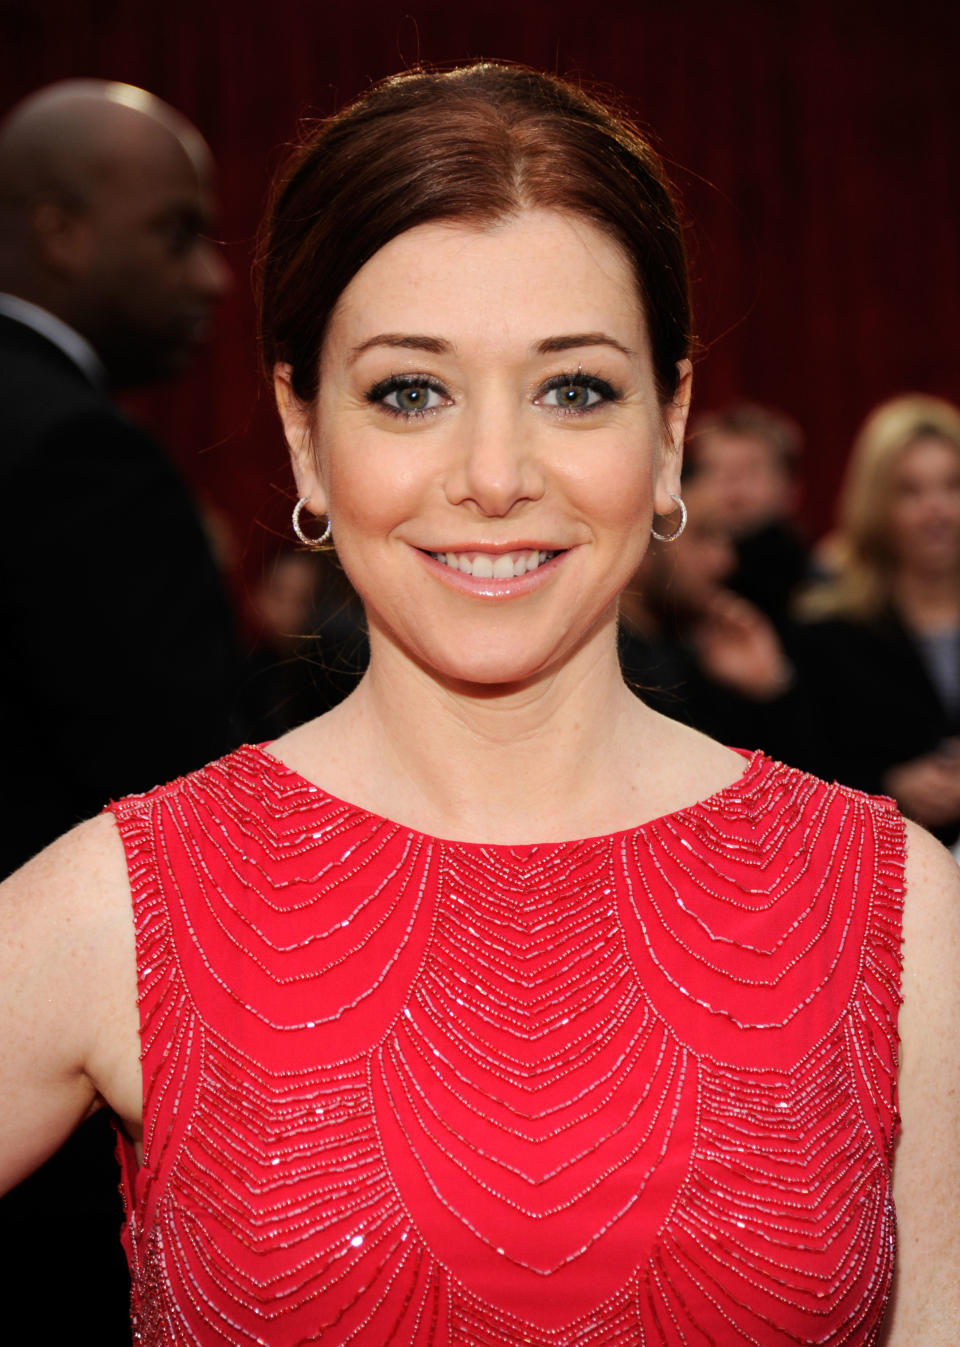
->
[3, 0, 958, 587]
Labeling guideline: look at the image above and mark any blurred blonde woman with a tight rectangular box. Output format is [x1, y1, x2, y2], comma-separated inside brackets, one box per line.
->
[800, 393, 960, 842]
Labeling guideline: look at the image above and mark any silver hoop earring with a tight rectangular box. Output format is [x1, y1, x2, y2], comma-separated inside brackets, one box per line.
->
[292, 497, 332, 547]
[651, 493, 687, 543]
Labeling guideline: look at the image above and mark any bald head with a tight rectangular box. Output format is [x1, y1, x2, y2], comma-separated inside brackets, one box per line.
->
[0, 81, 212, 216]
[0, 80, 228, 385]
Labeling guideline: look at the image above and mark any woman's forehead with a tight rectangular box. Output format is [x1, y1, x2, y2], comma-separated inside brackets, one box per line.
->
[323, 209, 649, 362]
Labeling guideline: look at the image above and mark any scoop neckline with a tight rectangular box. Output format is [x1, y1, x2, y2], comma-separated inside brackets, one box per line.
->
[244, 742, 766, 852]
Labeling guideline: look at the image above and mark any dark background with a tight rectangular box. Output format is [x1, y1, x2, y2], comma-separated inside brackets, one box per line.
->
[3, 0, 958, 597]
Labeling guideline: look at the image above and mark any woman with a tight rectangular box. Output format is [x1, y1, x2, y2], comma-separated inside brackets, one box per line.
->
[0, 65, 957, 1345]
[799, 394, 960, 845]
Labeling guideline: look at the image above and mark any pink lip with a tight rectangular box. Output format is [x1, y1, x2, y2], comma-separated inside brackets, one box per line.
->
[415, 548, 568, 599]
[418, 540, 561, 556]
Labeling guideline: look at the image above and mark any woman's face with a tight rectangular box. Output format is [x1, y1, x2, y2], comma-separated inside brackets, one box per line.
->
[278, 209, 689, 688]
[885, 435, 960, 577]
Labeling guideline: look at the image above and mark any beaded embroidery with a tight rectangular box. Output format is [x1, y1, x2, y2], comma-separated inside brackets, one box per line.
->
[111, 746, 904, 1345]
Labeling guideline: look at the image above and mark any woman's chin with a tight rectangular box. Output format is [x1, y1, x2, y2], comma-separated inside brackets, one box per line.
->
[366, 599, 620, 695]
[426, 651, 558, 693]
[377, 630, 575, 694]
[407, 625, 621, 697]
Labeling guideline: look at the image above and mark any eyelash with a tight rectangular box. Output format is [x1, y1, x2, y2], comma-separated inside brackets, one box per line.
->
[364, 370, 622, 420]
[365, 374, 448, 419]
[539, 372, 620, 414]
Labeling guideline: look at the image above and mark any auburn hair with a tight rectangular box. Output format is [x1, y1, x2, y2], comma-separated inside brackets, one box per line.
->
[258, 62, 692, 405]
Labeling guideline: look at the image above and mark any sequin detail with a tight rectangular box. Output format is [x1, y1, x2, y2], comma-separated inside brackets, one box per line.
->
[111, 746, 904, 1345]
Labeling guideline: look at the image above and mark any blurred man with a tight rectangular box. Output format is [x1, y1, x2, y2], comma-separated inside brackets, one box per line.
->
[685, 402, 809, 628]
[0, 80, 237, 1344]
[0, 80, 236, 874]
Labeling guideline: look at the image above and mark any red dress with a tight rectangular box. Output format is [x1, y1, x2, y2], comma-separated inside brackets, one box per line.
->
[111, 746, 904, 1345]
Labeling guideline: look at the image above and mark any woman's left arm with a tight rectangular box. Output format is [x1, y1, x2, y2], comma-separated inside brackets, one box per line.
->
[882, 821, 960, 1343]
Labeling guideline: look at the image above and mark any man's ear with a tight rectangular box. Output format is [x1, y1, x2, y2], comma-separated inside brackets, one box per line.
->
[31, 198, 95, 278]
[273, 363, 327, 514]
[654, 358, 692, 515]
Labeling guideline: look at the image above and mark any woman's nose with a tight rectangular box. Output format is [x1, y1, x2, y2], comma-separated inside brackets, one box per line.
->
[444, 409, 546, 517]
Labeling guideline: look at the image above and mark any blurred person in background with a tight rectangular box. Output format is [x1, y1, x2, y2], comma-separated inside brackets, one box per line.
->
[0, 78, 237, 872]
[239, 546, 367, 738]
[620, 467, 809, 764]
[798, 394, 960, 846]
[685, 401, 809, 628]
[0, 79, 237, 1343]
[241, 547, 325, 738]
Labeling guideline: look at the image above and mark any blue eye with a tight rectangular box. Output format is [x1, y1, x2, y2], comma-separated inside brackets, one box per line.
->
[367, 376, 447, 417]
[540, 373, 618, 412]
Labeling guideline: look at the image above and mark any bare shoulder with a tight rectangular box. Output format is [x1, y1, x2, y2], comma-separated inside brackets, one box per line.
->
[1, 813, 134, 973]
[0, 815, 141, 1192]
[881, 821, 960, 1343]
[4, 809, 129, 898]
[899, 820, 960, 1033]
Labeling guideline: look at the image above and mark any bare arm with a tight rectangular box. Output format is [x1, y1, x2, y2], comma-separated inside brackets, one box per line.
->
[0, 815, 141, 1195]
[881, 821, 960, 1343]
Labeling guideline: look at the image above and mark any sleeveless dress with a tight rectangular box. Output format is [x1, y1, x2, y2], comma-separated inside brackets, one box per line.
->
[109, 745, 904, 1346]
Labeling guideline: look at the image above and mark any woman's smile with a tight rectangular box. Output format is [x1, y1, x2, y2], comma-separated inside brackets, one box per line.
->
[415, 545, 569, 600]
[424, 548, 559, 579]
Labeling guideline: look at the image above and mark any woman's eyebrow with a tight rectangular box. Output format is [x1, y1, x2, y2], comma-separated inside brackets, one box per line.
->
[535, 333, 635, 357]
[348, 331, 636, 362]
[350, 333, 451, 361]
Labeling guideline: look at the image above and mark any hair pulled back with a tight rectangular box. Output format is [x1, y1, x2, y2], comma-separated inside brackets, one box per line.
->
[258, 62, 691, 405]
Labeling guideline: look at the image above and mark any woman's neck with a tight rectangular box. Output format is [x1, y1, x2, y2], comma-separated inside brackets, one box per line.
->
[282, 621, 725, 844]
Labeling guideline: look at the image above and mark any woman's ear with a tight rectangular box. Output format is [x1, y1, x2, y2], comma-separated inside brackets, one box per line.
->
[653, 358, 692, 514]
[273, 362, 327, 512]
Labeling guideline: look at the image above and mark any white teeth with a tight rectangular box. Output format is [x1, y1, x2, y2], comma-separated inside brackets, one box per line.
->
[432, 549, 556, 577]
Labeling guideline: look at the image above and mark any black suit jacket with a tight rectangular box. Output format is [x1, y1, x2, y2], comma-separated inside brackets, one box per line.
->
[794, 609, 960, 843]
[0, 313, 245, 1343]
[0, 313, 240, 876]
